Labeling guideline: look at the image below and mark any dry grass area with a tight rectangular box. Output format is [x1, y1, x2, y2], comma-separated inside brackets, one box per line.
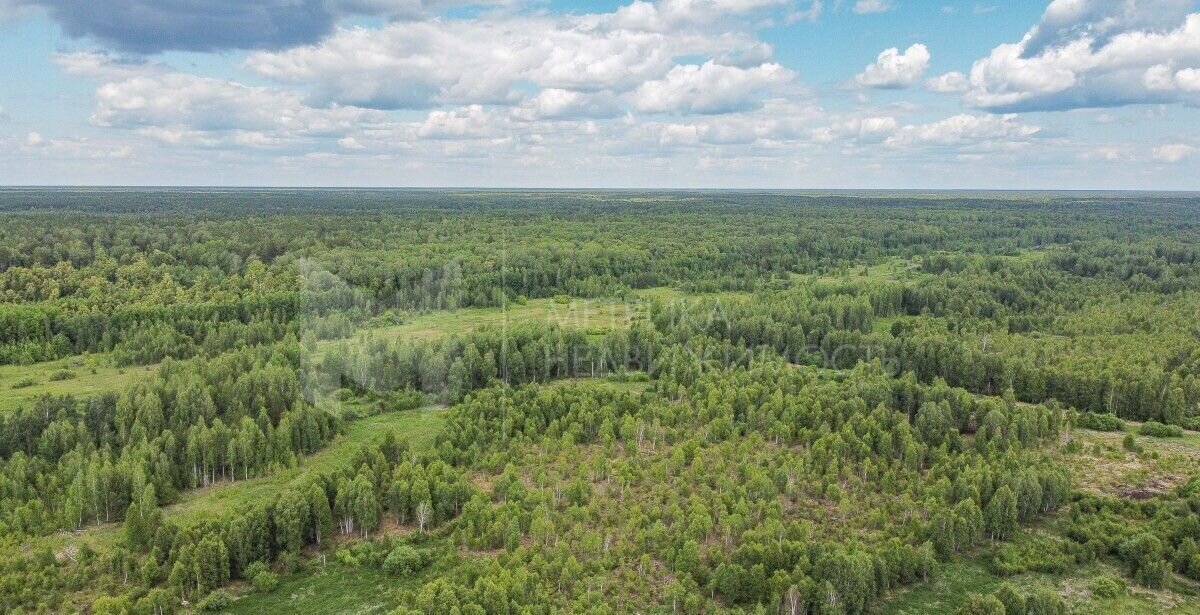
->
[1060, 424, 1200, 499]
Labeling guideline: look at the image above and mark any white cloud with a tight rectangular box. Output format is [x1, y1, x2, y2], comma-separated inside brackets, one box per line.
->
[856, 44, 931, 88]
[963, 4, 1200, 111]
[515, 89, 621, 120]
[788, 0, 823, 22]
[612, 0, 788, 31]
[853, 0, 893, 14]
[885, 113, 1040, 147]
[244, 5, 773, 111]
[640, 99, 821, 147]
[1153, 143, 1194, 162]
[632, 61, 793, 114]
[1144, 63, 1200, 93]
[60, 53, 380, 148]
[812, 115, 898, 143]
[25, 131, 44, 147]
[926, 71, 969, 93]
[1078, 146, 1128, 161]
[92, 73, 374, 138]
[417, 105, 502, 139]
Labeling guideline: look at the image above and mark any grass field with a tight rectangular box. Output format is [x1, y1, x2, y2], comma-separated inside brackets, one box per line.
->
[224, 561, 402, 615]
[1063, 421, 1200, 499]
[0, 354, 149, 413]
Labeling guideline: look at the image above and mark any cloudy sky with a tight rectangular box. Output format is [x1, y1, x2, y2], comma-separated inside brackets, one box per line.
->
[0, 0, 1198, 188]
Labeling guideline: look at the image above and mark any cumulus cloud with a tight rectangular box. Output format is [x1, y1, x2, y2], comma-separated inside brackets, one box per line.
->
[884, 113, 1041, 147]
[610, 0, 789, 31]
[59, 53, 379, 147]
[632, 61, 793, 114]
[244, 13, 768, 110]
[963, 2, 1200, 111]
[514, 89, 622, 121]
[856, 44, 931, 88]
[630, 98, 820, 148]
[1021, 0, 1195, 57]
[1153, 143, 1194, 162]
[417, 105, 502, 139]
[926, 71, 969, 93]
[853, 0, 893, 14]
[811, 116, 898, 143]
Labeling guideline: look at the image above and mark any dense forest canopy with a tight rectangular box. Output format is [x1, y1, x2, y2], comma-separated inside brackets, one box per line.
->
[0, 189, 1198, 615]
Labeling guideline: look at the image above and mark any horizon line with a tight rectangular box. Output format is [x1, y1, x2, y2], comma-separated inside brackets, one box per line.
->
[1, 186, 1199, 195]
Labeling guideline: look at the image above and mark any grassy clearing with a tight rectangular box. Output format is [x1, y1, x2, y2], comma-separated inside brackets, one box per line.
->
[342, 294, 642, 352]
[1062, 422, 1200, 499]
[165, 407, 446, 526]
[224, 561, 400, 615]
[789, 256, 923, 286]
[350, 287, 753, 348]
[0, 355, 148, 413]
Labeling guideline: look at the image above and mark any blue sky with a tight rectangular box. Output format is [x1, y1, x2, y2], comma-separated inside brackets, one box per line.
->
[0, 0, 1197, 188]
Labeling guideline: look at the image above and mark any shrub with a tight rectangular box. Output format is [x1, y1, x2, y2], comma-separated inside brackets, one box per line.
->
[989, 536, 1075, 576]
[196, 589, 233, 611]
[244, 561, 269, 578]
[553, 294, 570, 304]
[957, 594, 1005, 615]
[1077, 412, 1123, 432]
[1025, 586, 1066, 615]
[1139, 421, 1183, 438]
[383, 545, 427, 576]
[252, 570, 279, 593]
[11, 377, 37, 389]
[48, 369, 76, 381]
[1122, 433, 1139, 452]
[994, 583, 1025, 615]
[1089, 574, 1125, 599]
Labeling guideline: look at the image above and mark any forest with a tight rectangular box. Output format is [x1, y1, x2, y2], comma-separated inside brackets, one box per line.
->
[1, 188, 1199, 614]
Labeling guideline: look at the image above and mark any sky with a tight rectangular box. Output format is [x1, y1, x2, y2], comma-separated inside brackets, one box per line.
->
[0, 0, 1197, 189]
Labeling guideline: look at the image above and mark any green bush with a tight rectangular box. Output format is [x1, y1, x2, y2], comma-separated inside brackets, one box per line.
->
[957, 594, 1005, 615]
[1122, 433, 1140, 452]
[1089, 574, 1125, 599]
[11, 376, 37, 389]
[252, 570, 279, 593]
[990, 536, 1075, 576]
[196, 589, 233, 611]
[1025, 586, 1066, 615]
[1139, 421, 1183, 438]
[1077, 412, 1124, 432]
[47, 369, 76, 381]
[382, 545, 427, 576]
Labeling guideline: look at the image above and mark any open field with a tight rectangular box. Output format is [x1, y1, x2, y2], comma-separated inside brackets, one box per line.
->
[224, 561, 402, 615]
[0, 354, 149, 412]
[1064, 422, 1200, 499]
